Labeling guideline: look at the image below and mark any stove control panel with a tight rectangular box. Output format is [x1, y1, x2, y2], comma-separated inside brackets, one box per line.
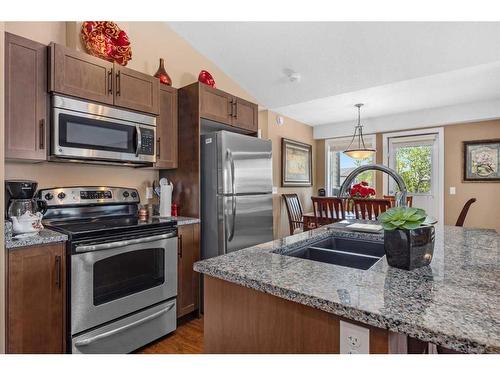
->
[39, 187, 140, 206]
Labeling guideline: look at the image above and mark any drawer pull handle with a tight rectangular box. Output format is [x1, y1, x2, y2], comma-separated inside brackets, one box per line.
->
[55, 255, 61, 289]
[74, 303, 175, 347]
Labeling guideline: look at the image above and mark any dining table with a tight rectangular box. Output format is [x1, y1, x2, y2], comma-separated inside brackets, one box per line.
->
[302, 211, 356, 231]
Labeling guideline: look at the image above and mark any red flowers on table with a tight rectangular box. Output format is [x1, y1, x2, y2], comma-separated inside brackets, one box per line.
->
[349, 181, 376, 198]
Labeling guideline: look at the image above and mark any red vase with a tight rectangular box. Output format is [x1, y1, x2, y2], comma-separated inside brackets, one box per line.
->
[154, 58, 172, 86]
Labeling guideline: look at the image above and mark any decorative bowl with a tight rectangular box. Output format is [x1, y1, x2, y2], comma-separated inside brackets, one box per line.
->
[81, 21, 132, 66]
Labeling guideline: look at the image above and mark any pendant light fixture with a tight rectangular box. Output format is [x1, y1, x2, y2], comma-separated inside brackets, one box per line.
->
[343, 103, 376, 160]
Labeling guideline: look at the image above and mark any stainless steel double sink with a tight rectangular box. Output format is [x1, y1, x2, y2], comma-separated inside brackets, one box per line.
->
[277, 237, 385, 270]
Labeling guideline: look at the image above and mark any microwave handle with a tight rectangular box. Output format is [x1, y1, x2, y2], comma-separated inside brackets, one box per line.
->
[135, 125, 142, 157]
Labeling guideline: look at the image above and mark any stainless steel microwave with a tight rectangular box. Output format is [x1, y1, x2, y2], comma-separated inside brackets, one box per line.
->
[51, 95, 156, 165]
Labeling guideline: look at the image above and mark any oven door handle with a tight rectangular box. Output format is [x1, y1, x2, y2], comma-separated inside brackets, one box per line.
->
[75, 232, 176, 253]
[73, 302, 176, 348]
[135, 125, 142, 157]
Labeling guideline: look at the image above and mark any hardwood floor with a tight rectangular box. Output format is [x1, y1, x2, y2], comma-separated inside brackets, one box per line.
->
[135, 316, 204, 354]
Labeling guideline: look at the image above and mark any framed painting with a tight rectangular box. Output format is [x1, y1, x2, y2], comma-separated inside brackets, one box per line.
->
[463, 139, 500, 182]
[281, 138, 312, 187]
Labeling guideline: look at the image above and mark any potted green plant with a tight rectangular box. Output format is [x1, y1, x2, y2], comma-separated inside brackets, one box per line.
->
[378, 207, 435, 271]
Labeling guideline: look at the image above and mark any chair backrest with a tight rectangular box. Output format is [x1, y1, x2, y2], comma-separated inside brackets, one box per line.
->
[383, 195, 413, 208]
[353, 198, 391, 220]
[311, 197, 345, 225]
[455, 198, 477, 227]
[282, 194, 304, 235]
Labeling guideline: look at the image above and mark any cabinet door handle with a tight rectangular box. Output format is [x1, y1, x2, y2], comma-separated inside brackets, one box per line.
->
[156, 137, 161, 158]
[233, 101, 238, 119]
[55, 255, 61, 289]
[116, 70, 121, 96]
[39, 119, 45, 149]
[178, 234, 183, 258]
[107, 70, 113, 94]
[228, 99, 234, 117]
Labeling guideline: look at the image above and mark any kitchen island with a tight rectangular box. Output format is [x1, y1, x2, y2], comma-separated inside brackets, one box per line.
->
[194, 221, 500, 354]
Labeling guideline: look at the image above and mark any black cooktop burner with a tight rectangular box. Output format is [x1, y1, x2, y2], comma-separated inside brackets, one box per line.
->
[45, 215, 177, 241]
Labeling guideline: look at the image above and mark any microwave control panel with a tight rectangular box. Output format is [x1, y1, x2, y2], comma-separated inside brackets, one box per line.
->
[140, 128, 155, 155]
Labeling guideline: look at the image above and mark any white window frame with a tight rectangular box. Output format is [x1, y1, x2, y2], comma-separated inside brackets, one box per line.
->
[382, 127, 444, 223]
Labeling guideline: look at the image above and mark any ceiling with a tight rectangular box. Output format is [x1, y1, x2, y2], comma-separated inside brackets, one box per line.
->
[168, 22, 500, 126]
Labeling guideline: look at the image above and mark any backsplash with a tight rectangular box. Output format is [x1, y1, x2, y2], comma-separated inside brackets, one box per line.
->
[5, 161, 159, 205]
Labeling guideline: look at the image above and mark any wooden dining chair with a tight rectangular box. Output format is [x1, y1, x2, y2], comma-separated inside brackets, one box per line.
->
[282, 194, 305, 235]
[311, 197, 345, 227]
[455, 198, 477, 227]
[353, 198, 391, 220]
[383, 195, 413, 208]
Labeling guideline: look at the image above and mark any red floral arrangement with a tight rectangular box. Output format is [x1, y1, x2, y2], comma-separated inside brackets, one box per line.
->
[349, 181, 376, 198]
[81, 21, 132, 66]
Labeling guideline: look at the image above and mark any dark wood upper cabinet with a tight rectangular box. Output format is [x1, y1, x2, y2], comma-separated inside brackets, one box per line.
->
[5, 33, 48, 161]
[199, 84, 234, 125]
[7, 243, 66, 354]
[199, 83, 258, 133]
[49, 42, 159, 115]
[113, 65, 159, 115]
[155, 85, 178, 169]
[49, 42, 114, 105]
[233, 97, 258, 133]
[177, 223, 200, 318]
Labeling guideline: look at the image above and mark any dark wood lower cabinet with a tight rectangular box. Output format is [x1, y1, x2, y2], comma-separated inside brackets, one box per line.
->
[177, 224, 200, 318]
[203, 275, 390, 354]
[7, 243, 66, 354]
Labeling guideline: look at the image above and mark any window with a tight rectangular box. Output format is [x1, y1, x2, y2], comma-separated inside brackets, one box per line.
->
[388, 135, 436, 195]
[326, 136, 376, 196]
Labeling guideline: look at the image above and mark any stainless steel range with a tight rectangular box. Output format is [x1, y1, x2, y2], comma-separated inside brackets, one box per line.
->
[39, 186, 178, 354]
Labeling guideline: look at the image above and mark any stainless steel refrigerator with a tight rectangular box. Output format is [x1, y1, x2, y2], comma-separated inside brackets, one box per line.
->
[200, 131, 273, 260]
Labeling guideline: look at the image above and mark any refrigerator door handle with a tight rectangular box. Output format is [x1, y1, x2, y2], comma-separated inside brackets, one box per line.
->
[226, 148, 237, 242]
[227, 195, 237, 242]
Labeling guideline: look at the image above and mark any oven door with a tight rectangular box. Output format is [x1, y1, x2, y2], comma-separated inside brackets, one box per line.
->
[52, 107, 156, 164]
[71, 233, 177, 335]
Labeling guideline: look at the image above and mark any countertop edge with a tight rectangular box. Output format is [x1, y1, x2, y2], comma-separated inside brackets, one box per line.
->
[194, 262, 497, 354]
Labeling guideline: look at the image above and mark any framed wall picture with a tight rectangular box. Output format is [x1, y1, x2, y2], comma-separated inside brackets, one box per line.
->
[281, 138, 312, 187]
[463, 139, 500, 182]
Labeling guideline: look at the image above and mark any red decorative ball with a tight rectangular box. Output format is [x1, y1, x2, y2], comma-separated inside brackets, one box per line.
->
[198, 70, 216, 87]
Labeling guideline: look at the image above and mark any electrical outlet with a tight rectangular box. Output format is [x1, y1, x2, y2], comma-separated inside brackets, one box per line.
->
[146, 187, 153, 200]
[272, 186, 278, 194]
[449, 187, 456, 195]
[340, 320, 369, 354]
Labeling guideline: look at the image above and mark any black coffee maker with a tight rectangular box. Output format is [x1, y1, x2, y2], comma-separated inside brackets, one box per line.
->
[5, 180, 46, 219]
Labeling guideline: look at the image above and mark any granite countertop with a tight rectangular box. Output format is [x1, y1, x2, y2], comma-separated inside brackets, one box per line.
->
[194, 221, 500, 353]
[6, 228, 68, 250]
[174, 216, 200, 226]
[151, 216, 200, 226]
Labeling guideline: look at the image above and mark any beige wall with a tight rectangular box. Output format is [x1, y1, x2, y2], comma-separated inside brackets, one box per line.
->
[316, 120, 500, 231]
[4, 21, 256, 202]
[260, 110, 316, 239]
[444, 120, 500, 231]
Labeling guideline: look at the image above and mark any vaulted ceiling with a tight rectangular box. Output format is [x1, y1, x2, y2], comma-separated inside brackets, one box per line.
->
[168, 22, 500, 126]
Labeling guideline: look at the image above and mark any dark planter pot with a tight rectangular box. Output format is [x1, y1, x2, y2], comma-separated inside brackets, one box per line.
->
[384, 225, 435, 271]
